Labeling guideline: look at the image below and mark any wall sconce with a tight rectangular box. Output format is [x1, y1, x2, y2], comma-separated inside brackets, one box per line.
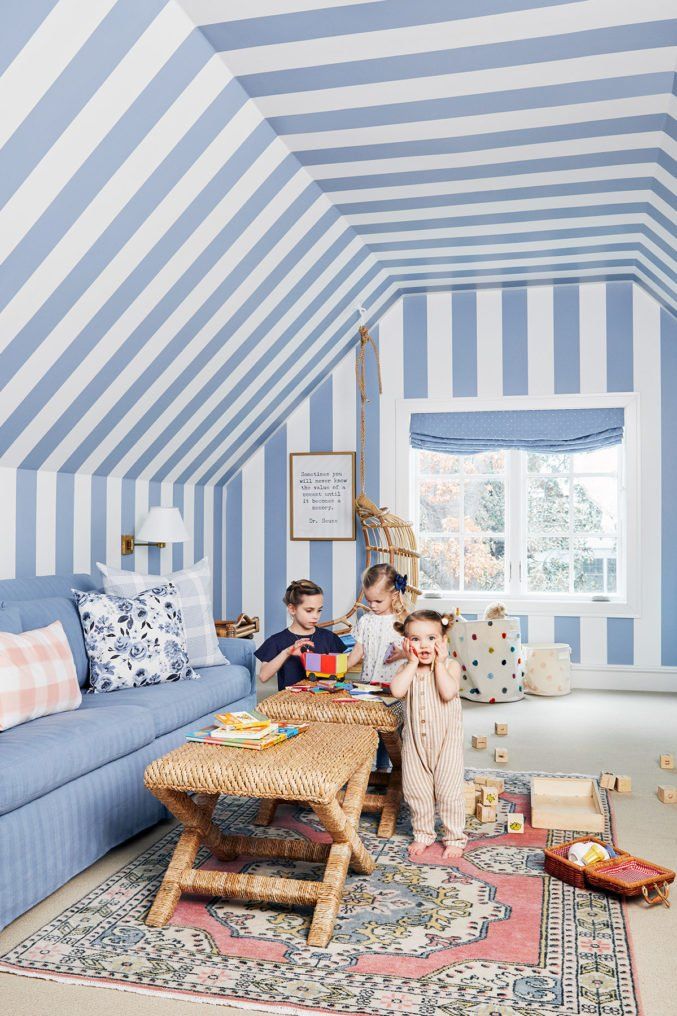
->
[121, 507, 190, 556]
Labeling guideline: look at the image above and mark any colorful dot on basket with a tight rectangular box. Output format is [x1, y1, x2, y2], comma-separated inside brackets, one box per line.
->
[512, 673, 516, 678]
[502, 659, 507, 665]
[487, 620, 493, 626]
[510, 646, 516, 652]
[488, 647, 494, 653]
[452, 650, 457, 657]
[472, 634, 477, 640]
[502, 687, 508, 694]
[502, 632, 507, 639]
[518, 685, 522, 692]
[462, 674, 467, 680]
[461, 664, 466, 671]
[487, 672, 494, 679]
[459, 636, 464, 642]
[490, 697, 496, 703]
[517, 658, 522, 664]
[472, 659, 478, 666]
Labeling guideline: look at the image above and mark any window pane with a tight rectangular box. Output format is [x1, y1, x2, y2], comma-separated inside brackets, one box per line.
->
[527, 537, 569, 592]
[420, 537, 460, 591]
[464, 537, 505, 591]
[527, 477, 569, 532]
[419, 479, 460, 532]
[574, 537, 617, 593]
[527, 452, 570, 474]
[464, 479, 505, 534]
[572, 446, 617, 473]
[573, 477, 617, 533]
[462, 450, 505, 475]
[418, 450, 461, 474]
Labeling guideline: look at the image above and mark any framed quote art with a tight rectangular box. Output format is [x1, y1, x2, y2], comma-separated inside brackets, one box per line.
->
[289, 452, 356, 541]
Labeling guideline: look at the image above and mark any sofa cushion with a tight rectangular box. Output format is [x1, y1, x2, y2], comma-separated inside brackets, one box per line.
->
[0, 621, 82, 731]
[0, 702, 154, 816]
[0, 605, 22, 634]
[13, 596, 90, 688]
[79, 664, 252, 737]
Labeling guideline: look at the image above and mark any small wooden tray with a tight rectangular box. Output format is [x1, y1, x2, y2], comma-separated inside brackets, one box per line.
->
[531, 777, 604, 833]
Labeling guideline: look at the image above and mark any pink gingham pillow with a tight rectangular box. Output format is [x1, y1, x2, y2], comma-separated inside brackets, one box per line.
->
[0, 621, 82, 731]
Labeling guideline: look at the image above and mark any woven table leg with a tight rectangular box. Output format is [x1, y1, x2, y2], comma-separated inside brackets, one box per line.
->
[376, 729, 403, 838]
[255, 799, 279, 826]
[308, 758, 374, 948]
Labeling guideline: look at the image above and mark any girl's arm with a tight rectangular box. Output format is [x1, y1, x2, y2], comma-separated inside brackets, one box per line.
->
[389, 638, 419, 699]
[259, 638, 313, 684]
[346, 642, 364, 668]
[433, 640, 461, 701]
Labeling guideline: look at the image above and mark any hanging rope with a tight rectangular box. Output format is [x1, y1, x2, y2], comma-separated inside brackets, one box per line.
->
[355, 324, 382, 495]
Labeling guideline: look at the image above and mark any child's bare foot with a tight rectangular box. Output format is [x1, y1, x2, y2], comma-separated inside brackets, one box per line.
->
[408, 840, 428, 858]
[442, 844, 464, 859]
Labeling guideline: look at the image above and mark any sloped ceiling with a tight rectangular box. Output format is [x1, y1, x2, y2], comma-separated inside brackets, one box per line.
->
[0, 0, 675, 487]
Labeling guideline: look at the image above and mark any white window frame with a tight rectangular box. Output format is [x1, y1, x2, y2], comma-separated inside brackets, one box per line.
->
[395, 393, 640, 618]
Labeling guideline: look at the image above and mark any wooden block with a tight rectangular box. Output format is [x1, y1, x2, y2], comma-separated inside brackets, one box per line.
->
[465, 797, 477, 816]
[464, 780, 476, 794]
[615, 775, 632, 793]
[480, 786, 499, 807]
[475, 802, 497, 823]
[494, 722, 508, 736]
[660, 754, 675, 770]
[494, 748, 508, 763]
[507, 813, 525, 834]
[600, 772, 616, 790]
[472, 735, 488, 749]
[483, 776, 505, 794]
[657, 784, 677, 804]
[473, 775, 489, 785]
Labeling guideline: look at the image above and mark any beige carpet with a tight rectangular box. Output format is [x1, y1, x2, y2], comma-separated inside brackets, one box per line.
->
[1, 689, 676, 1014]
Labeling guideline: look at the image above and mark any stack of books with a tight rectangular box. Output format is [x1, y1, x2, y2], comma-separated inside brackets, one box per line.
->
[187, 711, 308, 750]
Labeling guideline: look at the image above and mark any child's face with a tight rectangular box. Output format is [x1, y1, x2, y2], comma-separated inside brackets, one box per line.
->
[406, 620, 443, 664]
[289, 594, 323, 630]
[365, 578, 395, 615]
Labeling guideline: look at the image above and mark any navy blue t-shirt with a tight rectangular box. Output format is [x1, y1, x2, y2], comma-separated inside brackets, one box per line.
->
[255, 627, 347, 691]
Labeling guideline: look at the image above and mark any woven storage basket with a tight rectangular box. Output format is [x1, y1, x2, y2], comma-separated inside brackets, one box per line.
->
[544, 837, 629, 888]
[585, 855, 675, 905]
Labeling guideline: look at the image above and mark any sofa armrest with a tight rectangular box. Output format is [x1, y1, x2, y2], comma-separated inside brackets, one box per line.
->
[218, 637, 256, 695]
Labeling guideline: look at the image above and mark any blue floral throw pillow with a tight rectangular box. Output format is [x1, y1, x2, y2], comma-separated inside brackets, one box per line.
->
[73, 583, 198, 693]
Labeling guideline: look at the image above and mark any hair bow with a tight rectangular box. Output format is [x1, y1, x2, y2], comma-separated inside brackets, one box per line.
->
[394, 573, 408, 593]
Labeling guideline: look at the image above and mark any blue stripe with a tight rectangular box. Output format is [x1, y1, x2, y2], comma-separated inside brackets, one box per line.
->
[502, 289, 528, 395]
[386, 257, 638, 283]
[403, 295, 428, 397]
[309, 377, 333, 618]
[0, 1, 165, 209]
[272, 75, 671, 135]
[212, 486, 223, 617]
[661, 308, 677, 666]
[55, 471, 74, 576]
[0, 0, 57, 76]
[194, 485, 204, 562]
[238, 22, 675, 95]
[452, 291, 478, 397]
[121, 479, 136, 573]
[554, 286, 580, 393]
[605, 281, 634, 391]
[225, 474, 242, 617]
[554, 615, 580, 663]
[264, 425, 287, 635]
[90, 474, 107, 575]
[607, 617, 634, 666]
[147, 480, 162, 575]
[516, 614, 529, 643]
[15, 469, 36, 578]
[172, 484, 184, 572]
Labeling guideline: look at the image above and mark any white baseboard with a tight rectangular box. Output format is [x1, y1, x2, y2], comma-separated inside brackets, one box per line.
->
[571, 665, 677, 693]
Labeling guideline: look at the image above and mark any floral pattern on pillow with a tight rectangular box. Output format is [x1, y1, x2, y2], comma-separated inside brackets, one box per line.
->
[73, 583, 198, 693]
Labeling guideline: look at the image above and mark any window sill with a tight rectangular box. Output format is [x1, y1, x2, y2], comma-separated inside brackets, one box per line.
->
[418, 594, 638, 618]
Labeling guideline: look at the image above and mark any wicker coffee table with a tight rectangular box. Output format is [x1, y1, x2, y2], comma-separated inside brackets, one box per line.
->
[259, 687, 404, 838]
[143, 723, 377, 948]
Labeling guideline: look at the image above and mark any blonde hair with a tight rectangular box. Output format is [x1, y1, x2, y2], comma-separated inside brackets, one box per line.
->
[362, 563, 411, 616]
[393, 609, 450, 637]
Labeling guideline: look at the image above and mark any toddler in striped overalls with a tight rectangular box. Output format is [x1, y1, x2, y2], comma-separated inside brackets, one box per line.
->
[391, 610, 467, 860]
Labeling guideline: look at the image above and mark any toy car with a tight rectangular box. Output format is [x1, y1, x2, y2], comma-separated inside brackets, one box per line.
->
[301, 651, 349, 679]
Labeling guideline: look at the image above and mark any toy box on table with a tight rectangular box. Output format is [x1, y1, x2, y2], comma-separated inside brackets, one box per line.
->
[301, 651, 349, 679]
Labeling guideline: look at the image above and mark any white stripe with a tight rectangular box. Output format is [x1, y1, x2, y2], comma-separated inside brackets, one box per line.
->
[332, 349, 357, 620]
[526, 615, 555, 646]
[73, 473, 92, 574]
[0, 468, 17, 579]
[184, 0, 367, 23]
[376, 232, 650, 261]
[426, 292, 453, 399]
[182, 484, 195, 568]
[0, 2, 193, 263]
[221, 485, 228, 615]
[378, 300, 405, 511]
[35, 469, 56, 576]
[106, 474, 122, 570]
[394, 248, 640, 274]
[476, 289, 503, 398]
[579, 282, 607, 393]
[0, 0, 117, 149]
[286, 399, 310, 583]
[203, 482, 214, 581]
[159, 481, 174, 575]
[580, 616, 607, 666]
[242, 447, 266, 636]
[527, 285, 555, 396]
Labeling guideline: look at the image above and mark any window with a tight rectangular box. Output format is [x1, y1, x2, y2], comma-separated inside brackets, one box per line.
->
[414, 444, 624, 600]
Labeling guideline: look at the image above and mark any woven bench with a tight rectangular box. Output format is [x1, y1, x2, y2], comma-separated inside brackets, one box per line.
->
[259, 687, 404, 837]
[143, 722, 377, 948]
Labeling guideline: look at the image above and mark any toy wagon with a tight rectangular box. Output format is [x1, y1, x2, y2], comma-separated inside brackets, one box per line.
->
[301, 651, 349, 679]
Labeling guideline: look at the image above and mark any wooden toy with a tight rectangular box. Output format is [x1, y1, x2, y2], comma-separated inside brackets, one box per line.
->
[472, 735, 487, 749]
[657, 785, 677, 804]
[615, 775, 632, 793]
[483, 776, 505, 793]
[301, 651, 349, 679]
[600, 772, 616, 790]
[475, 802, 497, 823]
[494, 748, 508, 763]
[531, 776, 604, 833]
[507, 813, 525, 834]
[480, 786, 499, 807]
[660, 753, 675, 770]
[494, 722, 508, 736]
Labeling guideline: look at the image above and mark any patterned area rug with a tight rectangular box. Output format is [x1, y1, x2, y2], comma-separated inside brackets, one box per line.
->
[0, 770, 641, 1015]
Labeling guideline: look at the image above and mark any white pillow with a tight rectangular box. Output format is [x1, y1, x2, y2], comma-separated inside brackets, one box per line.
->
[97, 558, 226, 669]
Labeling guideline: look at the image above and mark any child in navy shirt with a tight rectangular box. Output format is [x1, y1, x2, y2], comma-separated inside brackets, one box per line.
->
[255, 579, 347, 691]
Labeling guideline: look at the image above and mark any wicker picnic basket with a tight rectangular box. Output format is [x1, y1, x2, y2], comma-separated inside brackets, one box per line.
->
[585, 854, 675, 907]
[544, 837, 630, 889]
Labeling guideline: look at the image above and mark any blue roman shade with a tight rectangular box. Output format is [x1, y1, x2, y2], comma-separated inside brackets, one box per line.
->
[410, 408, 624, 456]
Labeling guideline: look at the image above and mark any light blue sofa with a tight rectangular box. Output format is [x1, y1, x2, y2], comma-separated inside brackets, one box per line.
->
[0, 573, 256, 931]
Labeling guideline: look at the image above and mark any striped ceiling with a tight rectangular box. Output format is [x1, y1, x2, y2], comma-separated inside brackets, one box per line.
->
[1, 1, 675, 487]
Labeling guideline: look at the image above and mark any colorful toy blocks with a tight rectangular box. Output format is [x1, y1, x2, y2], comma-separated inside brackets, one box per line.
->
[494, 748, 508, 763]
[475, 802, 497, 823]
[600, 772, 616, 790]
[471, 735, 487, 749]
[507, 813, 525, 834]
[615, 775, 632, 793]
[301, 652, 348, 678]
[494, 722, 508, 736]
[657, 785, 677, 804]
[660, 754, 675, 770]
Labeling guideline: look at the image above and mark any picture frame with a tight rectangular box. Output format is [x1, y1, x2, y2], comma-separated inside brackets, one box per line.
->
[289, 451, 356, 541]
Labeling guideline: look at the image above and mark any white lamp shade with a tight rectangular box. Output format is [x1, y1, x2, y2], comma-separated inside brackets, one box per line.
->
[137, 507, 190, 544]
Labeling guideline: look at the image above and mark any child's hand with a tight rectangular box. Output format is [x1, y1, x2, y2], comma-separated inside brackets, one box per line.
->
[287, 638, 314, 658]
[384, 644, 406, 663]
[403, 637, 418, 664]
[434, 639, 449, 663]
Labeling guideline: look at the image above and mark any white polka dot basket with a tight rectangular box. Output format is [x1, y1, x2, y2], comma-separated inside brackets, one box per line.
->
[523, 643, 572, 696]
[450, 617, 525, 703]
